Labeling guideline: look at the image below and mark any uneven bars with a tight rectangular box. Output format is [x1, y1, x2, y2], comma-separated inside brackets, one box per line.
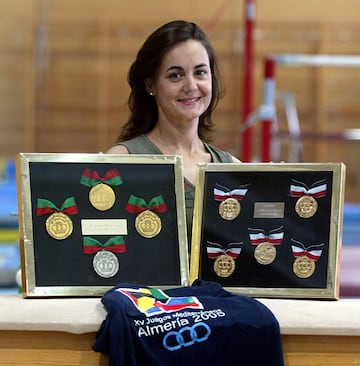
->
[260, 53, 360, 162]
[272, 54, 360, 67]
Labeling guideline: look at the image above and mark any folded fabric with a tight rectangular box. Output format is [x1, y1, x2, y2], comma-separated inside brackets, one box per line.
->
[93, 279, 284, 366]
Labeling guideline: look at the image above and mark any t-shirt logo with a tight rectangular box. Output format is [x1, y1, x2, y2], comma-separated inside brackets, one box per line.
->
[116, 287, 203, 316]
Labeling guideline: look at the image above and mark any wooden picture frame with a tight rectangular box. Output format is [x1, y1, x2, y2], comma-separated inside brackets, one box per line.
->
[17, 153, 189, 297]
[190, 163, 346, 299]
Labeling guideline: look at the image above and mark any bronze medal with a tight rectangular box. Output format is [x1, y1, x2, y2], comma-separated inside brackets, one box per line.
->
[135, 210, 161, 238]
[219, 198, 241, 220]
[214, 254, 236, 277]
[295, 195, 318, 218]
[89, 183, 116, 211]
[254, 242, 276, 265]
[293, 256, 315, 278]
[93, 250, 119, 278]
[45, 212, 73, 240]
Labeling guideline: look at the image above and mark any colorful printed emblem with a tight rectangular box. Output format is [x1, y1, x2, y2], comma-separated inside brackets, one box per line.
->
[116, 287, 203, 316]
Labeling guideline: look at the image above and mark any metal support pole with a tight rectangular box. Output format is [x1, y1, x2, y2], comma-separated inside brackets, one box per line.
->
[241, 0, 255, 162]
[261, 57, 276, 162]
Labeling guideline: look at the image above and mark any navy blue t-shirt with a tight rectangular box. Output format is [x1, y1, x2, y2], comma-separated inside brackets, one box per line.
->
[93, 280, 284, 366]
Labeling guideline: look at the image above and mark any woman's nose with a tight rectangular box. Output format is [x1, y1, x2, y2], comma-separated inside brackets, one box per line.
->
[183, 76, 198, 93]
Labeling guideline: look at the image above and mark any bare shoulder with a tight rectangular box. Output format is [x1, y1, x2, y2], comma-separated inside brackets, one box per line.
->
[105, 145, 129, 154]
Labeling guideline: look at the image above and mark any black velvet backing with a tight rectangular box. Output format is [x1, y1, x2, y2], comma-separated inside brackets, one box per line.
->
[28, 162, 182, 287]
[198, 170, 333, 289]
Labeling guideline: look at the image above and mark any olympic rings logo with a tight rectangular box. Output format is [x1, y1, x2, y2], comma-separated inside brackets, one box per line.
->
[162, 322, 211, 351]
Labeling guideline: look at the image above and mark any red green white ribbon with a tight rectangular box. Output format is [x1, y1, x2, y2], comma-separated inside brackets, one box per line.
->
[83, 236, 127, 254]
[80, 168, 123, 187]
[125, 195, 167, 214]
[37, 197, 78, 216]
[206, 241, 243, 259]
[291, 239, 324, 261]
[249, 227, 284, 246]
[290, 179, 327, 198]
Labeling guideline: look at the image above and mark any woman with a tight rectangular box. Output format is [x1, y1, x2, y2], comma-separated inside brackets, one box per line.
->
[106, 20, 240, 241]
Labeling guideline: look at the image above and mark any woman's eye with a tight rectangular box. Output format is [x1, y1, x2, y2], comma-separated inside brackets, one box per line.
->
[169, 72, 183, 80]
[196, 69, 208, 77]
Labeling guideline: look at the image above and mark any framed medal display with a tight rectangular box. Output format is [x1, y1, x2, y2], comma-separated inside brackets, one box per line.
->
[16, 153, 189, 297]
[190, 163, 346, 299]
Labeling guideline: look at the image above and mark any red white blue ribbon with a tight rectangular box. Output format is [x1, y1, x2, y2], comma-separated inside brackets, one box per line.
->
[290, 179, 327, 198]
[206, 241, 243, 259]
[291, 239, 324, 261]
[249, 227, 284, 246]
[213, 183, 248, 201]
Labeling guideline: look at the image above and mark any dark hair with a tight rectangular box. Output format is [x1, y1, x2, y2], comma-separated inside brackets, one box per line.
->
[118, 20, 223, 142]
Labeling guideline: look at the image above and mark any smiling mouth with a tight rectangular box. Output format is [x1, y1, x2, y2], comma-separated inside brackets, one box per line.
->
[178, 97, 201, 105]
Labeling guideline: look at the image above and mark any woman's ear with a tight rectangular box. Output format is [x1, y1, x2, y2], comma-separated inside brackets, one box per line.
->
[145, 79, 154, 96]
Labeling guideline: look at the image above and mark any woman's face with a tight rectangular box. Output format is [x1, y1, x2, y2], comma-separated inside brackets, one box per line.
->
[148, 40, 212, 126]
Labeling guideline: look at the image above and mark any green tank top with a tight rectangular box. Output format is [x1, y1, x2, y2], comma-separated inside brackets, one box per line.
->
[118, 135, 234, 248]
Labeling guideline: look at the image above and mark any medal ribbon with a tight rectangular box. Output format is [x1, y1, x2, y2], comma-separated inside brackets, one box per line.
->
[37, 197, 78, 216]
[206, 241, 243, 259]
[249, 227, 284, 246]
[125, 195, 168, 214]
[83, 236, 127, 254]
[80, 168, 123, 187]
[290, 179, 327, 198]
[291, 240, 324, 261]
[213, 183, 248, 201]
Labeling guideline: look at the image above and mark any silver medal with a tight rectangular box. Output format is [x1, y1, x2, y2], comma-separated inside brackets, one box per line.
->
[93, 251, 119, 278]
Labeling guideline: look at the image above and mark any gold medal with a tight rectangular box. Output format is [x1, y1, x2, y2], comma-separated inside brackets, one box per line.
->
[89, 183, 116, 211]
[214, 254, 236, 277]
[295, 195, 318, 218]
[254, 242, 277, 265]
[45, 212, 73, 240]
[219, 198, 241, 220]
[135, 210, 162, 238]
[293, 256, 315, 278]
